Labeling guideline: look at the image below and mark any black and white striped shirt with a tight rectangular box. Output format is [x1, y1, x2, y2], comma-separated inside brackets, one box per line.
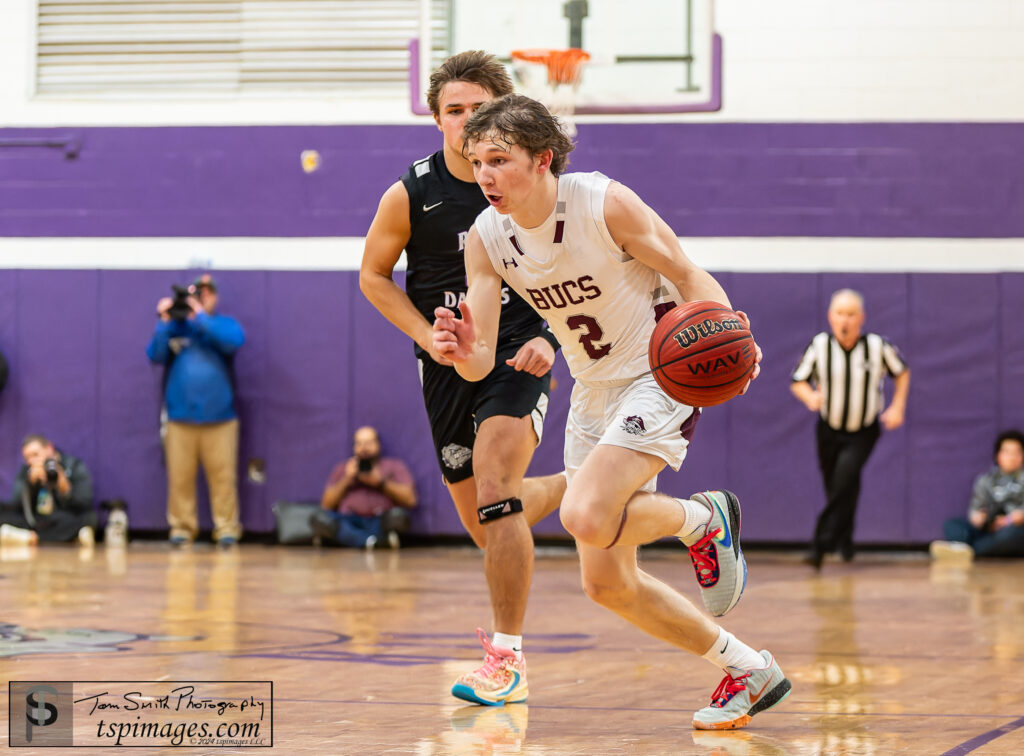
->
[792, 332, 908, 432]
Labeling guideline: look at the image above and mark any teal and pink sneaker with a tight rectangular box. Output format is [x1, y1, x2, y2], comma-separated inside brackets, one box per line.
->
[692, 650, 791, 730]
[451, 628, 528, 706]
[682, 490, 747, 617]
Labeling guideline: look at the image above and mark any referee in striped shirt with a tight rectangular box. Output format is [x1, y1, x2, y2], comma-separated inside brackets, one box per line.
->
[791, 289, 911, 568]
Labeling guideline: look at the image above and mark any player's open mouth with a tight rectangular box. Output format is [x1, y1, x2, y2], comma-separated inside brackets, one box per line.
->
[486, 193, 502, 206]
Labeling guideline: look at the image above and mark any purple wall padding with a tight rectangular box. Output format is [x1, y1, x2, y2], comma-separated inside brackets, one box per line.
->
[2, 119, 1021, 542]
[999, 274, 1024, 423]
[904, 275, 1002, 541]
[2, 122, 1024, 237]
[1, 269, 1021, 544]
[0, 271, 18, 489]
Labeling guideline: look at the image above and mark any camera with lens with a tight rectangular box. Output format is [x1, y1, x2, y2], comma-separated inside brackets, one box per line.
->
[167, 284, 194, 322]
[43, 458, 60, 485]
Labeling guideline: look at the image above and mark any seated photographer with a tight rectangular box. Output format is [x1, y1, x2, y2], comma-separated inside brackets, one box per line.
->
[0, 434, 96, 545]
[312, 426, 417, 549]
[932, 429, 1024, 560]
[147, 274, 245, 547]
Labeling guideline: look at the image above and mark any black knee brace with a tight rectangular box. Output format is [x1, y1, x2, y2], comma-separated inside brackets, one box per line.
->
[477, 497, 524, 524]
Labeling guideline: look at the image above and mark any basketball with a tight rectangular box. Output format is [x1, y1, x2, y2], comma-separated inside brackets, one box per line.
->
[648, 301, 756, 407]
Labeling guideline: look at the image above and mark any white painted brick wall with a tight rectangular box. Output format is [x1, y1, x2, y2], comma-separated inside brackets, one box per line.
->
[0, 0, 1020, 124]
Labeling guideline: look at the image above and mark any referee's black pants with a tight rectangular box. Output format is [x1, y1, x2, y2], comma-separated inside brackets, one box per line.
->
[812, 419, 880, 557]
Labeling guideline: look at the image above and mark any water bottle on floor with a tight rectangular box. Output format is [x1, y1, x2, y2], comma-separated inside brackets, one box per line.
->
[104, 501, 128, 548]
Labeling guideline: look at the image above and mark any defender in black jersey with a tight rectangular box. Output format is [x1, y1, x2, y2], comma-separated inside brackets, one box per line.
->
[360, 50, 566, 706]
[400, 149, 556, 480]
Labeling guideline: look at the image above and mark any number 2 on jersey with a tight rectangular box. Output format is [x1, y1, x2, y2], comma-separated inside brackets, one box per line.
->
[566, 314, 611, 360]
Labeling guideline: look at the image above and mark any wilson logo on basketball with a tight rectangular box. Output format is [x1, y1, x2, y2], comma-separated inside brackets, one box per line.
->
[672, 318, 745, 349]
[648, 301, 756, 407]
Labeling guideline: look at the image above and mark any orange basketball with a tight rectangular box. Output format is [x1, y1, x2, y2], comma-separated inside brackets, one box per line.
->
[649, 301, 756, 407]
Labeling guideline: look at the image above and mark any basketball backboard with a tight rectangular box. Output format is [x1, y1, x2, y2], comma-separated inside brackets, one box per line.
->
[410, 0, 720, 116]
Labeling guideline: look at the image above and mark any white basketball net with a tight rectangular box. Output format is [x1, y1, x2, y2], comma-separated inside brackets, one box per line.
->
[511, 51, 589, 139]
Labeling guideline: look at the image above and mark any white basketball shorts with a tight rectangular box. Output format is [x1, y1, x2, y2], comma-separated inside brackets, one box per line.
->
[564, 374, 700, 493]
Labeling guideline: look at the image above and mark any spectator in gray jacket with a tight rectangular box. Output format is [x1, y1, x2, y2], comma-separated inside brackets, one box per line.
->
[932, 429, 1024, 560]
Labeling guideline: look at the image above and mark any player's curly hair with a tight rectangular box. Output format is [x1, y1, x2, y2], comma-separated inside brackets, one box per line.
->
[461, 94, 576, 176]
[426, 50, 514, 117]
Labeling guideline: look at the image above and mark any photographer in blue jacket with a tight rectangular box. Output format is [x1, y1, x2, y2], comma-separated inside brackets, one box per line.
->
[147, 274, 245, 547]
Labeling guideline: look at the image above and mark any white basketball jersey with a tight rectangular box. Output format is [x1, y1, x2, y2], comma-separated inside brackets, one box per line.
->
[476, 172, 678, 387]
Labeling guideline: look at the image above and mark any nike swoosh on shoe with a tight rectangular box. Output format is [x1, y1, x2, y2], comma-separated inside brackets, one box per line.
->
[495, 671, 521, 697]
[748, 679, 772, 704]
[712, 499, 732, 549]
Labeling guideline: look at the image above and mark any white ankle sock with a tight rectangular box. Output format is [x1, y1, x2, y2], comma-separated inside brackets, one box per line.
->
[674, 497, 712, 545]
[702, 628, 764, 677]
[492, 632, 523, 659]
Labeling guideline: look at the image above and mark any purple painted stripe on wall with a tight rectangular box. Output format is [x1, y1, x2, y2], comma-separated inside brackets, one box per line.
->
[1, 123, 1023, 238]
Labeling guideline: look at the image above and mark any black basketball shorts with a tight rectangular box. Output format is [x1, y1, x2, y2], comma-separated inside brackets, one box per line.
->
[418, 345, 551, 484]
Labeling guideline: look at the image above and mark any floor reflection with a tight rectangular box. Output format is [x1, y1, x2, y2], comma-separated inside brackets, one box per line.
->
[805, 574, 896, 755]
[1, 546, 1022, 753]
[439, 704, 529, 754]
[690, 729, 792, 756]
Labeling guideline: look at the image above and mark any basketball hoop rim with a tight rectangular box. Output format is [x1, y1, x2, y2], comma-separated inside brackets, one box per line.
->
[511, 47, 591, 86]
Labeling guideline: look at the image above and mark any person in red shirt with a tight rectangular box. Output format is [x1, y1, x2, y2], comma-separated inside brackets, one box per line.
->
[314, 426, 417, 549]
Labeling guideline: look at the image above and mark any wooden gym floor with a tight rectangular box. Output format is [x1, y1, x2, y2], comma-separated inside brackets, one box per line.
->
[1, 542, 1022, 755]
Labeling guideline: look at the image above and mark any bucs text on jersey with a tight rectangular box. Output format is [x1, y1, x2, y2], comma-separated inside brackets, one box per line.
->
[475, 171, 678, 387]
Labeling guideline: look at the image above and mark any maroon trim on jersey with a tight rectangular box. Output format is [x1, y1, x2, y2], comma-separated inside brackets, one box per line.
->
[507, 193, 567, 253]
[654, 301, 677, 323]
[680, 408, 701, 441]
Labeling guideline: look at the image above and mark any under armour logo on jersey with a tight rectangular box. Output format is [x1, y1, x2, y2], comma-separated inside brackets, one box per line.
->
[423, 201, 443, 212]
[502, 257, 519, 269]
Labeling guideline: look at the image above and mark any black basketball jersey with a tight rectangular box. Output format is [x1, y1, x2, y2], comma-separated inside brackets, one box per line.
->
[400, 150, 545, 358]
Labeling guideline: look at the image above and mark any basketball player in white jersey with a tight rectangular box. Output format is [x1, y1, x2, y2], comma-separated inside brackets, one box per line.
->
[433, 94, 790, 730]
